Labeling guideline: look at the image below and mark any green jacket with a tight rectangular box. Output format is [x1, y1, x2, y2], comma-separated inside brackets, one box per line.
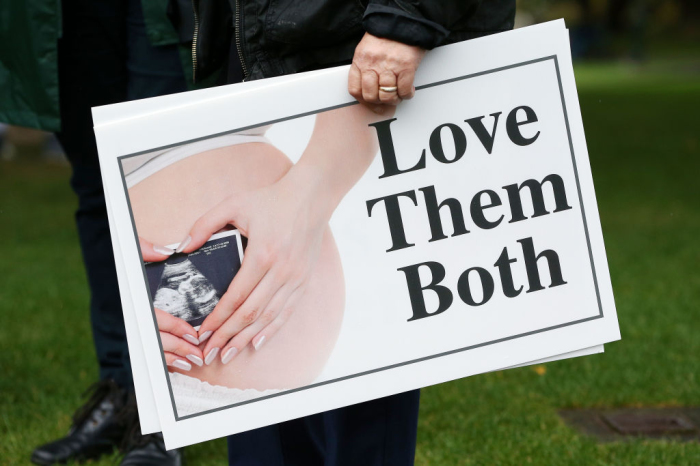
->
[0, 0, 189, 132]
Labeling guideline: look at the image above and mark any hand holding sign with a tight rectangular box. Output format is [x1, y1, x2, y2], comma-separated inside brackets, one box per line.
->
[349, 32, 426, 108]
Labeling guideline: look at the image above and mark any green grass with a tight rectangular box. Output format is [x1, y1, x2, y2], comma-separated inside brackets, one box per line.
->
[1, 60, 699, 465]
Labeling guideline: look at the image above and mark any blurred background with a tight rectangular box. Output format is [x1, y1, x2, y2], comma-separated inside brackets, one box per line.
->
[1, 1, 698, 464]
[3, 0, 698, 163]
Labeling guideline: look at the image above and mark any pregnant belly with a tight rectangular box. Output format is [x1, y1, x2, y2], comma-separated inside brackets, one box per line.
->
[129, 143, 345, 390]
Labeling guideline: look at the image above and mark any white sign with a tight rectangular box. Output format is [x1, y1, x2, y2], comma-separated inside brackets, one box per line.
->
[94, 20, 618, 448]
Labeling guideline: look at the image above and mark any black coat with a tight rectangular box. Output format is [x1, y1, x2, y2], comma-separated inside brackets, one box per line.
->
[193, 0, 516, 82]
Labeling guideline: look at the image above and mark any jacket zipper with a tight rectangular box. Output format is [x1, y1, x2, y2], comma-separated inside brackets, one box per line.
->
[235, 0, 249, 80]
[192, 0, 200, 83]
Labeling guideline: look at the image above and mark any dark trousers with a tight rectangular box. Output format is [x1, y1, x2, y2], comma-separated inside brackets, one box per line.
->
[56, 0, 187, 388]
[227, 390, 421, 466]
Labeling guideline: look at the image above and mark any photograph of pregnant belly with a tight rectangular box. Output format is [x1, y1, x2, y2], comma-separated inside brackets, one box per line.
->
[121, 104, 387, 416]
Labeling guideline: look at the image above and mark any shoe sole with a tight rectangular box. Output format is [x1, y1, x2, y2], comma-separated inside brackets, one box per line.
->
[30, 445, 116, 465]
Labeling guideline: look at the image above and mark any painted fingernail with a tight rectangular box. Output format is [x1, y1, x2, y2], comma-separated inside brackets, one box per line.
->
[153, 245, 175, 256]
[205, 347, 220, 365]
[221, 347, 238, 364]
[175, 235, 191, 253]
[198, 330, 212, 343]
[183, 334, 199, 345]
[186, 354, 203, 367]
[253, 335, 266, 351]
[172, 360, 191, 371]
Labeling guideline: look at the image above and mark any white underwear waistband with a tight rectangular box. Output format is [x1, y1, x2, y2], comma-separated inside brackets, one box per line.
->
[123, 131, 271, 188]
[170, 372, 281, 417]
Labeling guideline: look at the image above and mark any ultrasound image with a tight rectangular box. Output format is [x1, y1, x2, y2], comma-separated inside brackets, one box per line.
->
[153, 260, 219, 323]
[145, 231, 242, 326]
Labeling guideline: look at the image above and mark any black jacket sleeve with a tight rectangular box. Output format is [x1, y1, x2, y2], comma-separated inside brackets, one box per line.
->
[362, 0, 483, 49]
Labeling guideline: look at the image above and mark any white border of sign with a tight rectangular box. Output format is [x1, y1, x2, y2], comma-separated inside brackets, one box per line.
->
[94, 20, 619, 448]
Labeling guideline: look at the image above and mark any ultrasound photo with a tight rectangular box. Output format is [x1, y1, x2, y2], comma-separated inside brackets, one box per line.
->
[145, 230, 244, 327]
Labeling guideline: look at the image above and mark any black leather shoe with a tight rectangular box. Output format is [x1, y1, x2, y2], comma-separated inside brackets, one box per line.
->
[118, 394, 183, 466]
[31, 380, 128, 465]
[120, 432, 183, 466]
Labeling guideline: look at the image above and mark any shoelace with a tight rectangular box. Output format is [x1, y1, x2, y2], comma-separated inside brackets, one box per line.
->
[71, 379, 124, 430]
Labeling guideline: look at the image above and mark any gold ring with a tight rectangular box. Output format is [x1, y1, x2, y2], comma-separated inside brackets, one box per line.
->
[379, 86, 398, 93]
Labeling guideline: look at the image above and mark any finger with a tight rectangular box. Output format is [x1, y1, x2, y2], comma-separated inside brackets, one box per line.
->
[378, 71, 400, 105]
[197, 243, 270, 342]
[154, 308, 200, 345]
[361, 70, 379, 103]
[250, 288, 303, 353]
[251, 312, 288, 352]
[160, 332, 204, 366]
[219, 321, 262, 364]
[202, 271, 280, 363]
[348, 63, 364, 102]
[179, 196, 242, 254]
[219, 283, 297, 364]
[139, 237, 174, 262]
[164, 352, 192, 372]
[397, 69, 416, 100]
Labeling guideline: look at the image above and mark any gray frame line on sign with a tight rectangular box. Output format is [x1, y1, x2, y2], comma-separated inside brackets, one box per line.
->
[116, 54, 603, 421]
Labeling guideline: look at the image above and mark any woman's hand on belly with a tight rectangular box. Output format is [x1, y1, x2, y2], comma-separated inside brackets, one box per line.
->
[137, 237, 205, 371]
[155, 308, 205, 371]
[129, 144, 346, 389]
[177, 164, 335, 366]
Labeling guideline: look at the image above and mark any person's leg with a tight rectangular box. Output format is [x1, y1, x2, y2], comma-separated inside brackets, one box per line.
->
[228, 414, 328, 466]
[56, 0, 131, 389]
[33, 0, 187, 464]
[33, 6, 132, 463]
[226, 390, 420, 466]
[321, 390, 421, 466]
[57, 0, 187, 390]
[227, 423, 290, 465]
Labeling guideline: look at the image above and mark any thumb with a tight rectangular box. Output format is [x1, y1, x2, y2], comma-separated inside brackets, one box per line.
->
[179, 195, 243, 254]
[139, 237, 174, 262]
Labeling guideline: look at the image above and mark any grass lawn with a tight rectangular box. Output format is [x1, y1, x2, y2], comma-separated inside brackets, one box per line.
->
[1, 60, 699, 465]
